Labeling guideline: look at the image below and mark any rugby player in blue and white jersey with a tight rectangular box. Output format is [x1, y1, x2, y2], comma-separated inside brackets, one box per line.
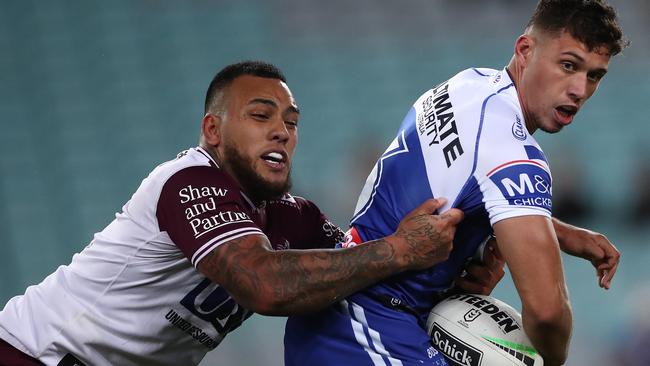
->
[285, 1, 626, 366]
[0, 61, 464, 366]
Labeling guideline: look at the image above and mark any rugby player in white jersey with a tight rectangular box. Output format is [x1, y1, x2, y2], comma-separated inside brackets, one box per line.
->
[0, 61, 469, 366]
[285, 1, 626, 366]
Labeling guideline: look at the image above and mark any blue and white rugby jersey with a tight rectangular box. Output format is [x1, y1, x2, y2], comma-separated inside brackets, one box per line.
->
[349, 67, 552, 319]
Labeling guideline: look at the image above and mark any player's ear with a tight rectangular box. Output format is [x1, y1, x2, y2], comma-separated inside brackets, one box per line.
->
[201, 113, 222, 147]
[514, 34, 534, 66]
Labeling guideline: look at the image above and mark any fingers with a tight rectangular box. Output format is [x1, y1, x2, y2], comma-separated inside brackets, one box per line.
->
[393, 197, 461, 271]
[596, 261, 616, 289]
[482, 240, 504, 266]
[454, 260, 505, 296]
[597, 259, 619, 290]
[563, 230, 620, 290]
[408, 198, 448, 216]
[440, 208, 464, 225]
[598, 269, 611, 290]
[596, 266, 609, 289]
[594, 238, 620, 290]
[403, 197, 464, 225]
[465, 263, 503, 283]
[454, 276, 492, 295]
[596, 264, 611, 289]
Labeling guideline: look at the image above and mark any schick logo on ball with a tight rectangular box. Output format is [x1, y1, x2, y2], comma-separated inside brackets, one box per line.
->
[431, 323, 483, 366]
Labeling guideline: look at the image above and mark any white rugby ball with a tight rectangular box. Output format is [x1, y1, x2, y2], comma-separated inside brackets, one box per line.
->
[426, 294, 544, 366]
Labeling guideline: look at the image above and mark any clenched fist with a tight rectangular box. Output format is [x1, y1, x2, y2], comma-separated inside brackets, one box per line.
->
[389, 198, 464, 271]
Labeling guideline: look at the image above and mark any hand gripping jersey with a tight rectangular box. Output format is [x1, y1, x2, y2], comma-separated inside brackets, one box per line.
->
[0, 147, 343, 366]
[285, 68, 552, 366]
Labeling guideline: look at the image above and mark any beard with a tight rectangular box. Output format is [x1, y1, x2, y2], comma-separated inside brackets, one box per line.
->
[222, 142, 292, 203]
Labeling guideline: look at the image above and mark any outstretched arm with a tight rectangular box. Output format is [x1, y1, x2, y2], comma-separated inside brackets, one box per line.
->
[198, 198, 464, 315]
[552, 217, 620, 289]
[494, 216, 572, 366]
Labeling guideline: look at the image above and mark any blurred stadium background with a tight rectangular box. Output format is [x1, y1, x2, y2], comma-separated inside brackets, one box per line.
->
[0, 0, 648, 365]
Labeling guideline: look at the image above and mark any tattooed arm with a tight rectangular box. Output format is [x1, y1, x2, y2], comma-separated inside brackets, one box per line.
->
[197, 198, 463, 315]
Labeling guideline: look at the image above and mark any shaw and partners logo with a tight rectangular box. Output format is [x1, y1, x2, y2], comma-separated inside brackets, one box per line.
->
[178, 184, 251, 238]
[179, 184, 228, 204]
[487, 161, 552, 213]
[431, 323, 483, 366]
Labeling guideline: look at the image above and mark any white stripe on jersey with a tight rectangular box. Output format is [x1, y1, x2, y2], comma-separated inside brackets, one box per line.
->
[341, 299, 405, 366]
[191, 228, 265, 266]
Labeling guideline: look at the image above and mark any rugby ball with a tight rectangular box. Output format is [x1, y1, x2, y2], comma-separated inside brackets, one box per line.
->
[426, 294, 544, 366]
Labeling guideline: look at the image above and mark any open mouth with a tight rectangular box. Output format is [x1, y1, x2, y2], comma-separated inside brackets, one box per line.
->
[261, 152, 286, 166]
[555, 105, 578, 124]
[556, 105, 577, 118]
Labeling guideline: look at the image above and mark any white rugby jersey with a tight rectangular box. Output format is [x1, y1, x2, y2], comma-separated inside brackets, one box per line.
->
[349, 67, 552, 317]
[0, 147, 341, 366]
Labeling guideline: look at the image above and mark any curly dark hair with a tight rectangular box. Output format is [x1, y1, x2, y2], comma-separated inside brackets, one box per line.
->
[204, 61, 286, 114]
[526, 0, 629, 55]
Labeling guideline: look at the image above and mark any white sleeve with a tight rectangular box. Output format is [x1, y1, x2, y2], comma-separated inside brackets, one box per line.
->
[473, 96, 553, 226]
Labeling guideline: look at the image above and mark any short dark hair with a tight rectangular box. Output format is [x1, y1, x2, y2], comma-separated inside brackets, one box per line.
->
[526, 0, 629, 56]
[204, 61, 287, 113]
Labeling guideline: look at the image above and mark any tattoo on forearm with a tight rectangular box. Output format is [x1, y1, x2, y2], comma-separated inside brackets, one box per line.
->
[200, 236, 264, 302]
[202, 234, 404, 313]
[395, 215, 443, 266]
[269, 239, 398, 310]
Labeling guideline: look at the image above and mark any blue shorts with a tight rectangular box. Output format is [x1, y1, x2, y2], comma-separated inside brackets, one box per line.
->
[284, 295, 449, 366]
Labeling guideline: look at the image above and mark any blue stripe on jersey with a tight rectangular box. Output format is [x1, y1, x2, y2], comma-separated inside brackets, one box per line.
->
[454, 176, 486, 215]
[351, 107, 434, 239]
[472, 68, 490, 77]
[452, 82, 514, 209]
[524, 145, 548, 163]
[475, 83, 515, 172]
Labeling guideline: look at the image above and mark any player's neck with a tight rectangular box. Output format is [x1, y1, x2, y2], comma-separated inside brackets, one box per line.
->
[506, 61, 537, 134]
[199, 143, 222, 165]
